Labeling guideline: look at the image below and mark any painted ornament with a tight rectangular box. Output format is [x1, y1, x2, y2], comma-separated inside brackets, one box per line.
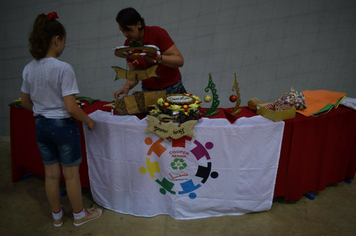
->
[204, 95, 212, 103]
[229, 95, 237, 102]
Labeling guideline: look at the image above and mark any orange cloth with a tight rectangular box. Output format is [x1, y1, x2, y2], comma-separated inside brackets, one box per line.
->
[297, 90, 346, 117]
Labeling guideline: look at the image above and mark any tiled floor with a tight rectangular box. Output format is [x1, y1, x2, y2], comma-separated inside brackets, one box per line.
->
[1, 138, 355, 236]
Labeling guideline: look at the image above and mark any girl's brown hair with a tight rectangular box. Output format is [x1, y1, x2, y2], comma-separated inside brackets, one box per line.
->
[29, 13, 66, 60]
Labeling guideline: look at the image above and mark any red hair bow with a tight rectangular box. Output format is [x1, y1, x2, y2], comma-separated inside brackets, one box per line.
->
[46, 11, 59, 20]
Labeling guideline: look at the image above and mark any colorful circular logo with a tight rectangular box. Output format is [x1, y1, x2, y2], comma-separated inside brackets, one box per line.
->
[140, 136, 219, 199]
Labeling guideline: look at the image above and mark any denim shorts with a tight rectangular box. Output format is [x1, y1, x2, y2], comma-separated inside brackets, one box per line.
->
[35, 116, 82, 167]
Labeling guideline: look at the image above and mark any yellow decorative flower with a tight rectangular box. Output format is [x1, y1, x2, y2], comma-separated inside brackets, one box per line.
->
[189, 103, 199, 109]
[170, 104, 182, 110]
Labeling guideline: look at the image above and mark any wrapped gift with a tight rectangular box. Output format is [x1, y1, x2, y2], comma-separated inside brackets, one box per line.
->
[277, 88, 307, 110]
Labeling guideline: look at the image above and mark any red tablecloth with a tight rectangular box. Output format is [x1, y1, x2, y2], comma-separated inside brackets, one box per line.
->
[10, 102, 356, 200]
[10, 101, 112, 188]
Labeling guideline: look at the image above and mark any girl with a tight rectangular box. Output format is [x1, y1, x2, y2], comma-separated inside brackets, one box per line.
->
[21, 12, 102, 227]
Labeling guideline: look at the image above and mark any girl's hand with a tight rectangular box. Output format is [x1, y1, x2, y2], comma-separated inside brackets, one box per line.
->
[87, 118, 96, 131]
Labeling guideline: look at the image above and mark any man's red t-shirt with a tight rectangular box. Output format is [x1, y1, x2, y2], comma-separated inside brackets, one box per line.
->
[125, 26, 181, 90]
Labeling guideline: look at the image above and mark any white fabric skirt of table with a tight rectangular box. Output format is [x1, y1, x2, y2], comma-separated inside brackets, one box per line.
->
[83, 110, 285, 219]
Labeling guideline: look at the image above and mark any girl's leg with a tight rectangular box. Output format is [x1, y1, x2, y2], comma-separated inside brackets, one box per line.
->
[44, 163, 62, 213]
[62, 165, 83, 213]
[62, 164, 102, 226]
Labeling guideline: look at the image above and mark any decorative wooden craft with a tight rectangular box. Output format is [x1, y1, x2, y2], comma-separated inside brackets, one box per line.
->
[112, 44, 160, 81]
[164, 94, 196, 105]
[114, 90, 166, 115]
[145, 115, 198, 140]
[204, 73, 220, 117]
[149, 94, 202, 124]
[231, 73, 242, 115]
[113, 45, 158, 58]
[112, 65, 159, 81]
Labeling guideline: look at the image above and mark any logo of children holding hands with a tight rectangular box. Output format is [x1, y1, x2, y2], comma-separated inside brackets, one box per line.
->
[139, 136, 219, 199]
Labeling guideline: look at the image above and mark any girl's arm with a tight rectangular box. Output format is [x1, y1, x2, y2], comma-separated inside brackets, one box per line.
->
[63, 94, 96, 130]
[21, 92, 33, 111]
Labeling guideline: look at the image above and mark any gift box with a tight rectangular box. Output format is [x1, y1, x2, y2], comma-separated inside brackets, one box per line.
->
[256, 103, 296, 121]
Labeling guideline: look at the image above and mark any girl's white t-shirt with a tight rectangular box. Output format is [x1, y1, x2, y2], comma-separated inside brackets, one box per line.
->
[21, 57, 79, 119]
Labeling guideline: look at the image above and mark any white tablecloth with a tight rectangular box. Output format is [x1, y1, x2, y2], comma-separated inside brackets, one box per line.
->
[83, 110, 284, 219]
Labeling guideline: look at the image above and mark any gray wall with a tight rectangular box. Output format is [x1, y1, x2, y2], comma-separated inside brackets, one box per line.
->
[1, 0, 356, 137]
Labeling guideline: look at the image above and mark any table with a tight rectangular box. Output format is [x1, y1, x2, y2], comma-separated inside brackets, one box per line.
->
[10, 102, 356, 201]
[84, 110, 285, 219]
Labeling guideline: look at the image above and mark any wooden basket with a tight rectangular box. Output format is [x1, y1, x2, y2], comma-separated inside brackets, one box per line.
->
[115, 90, 166, 115]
